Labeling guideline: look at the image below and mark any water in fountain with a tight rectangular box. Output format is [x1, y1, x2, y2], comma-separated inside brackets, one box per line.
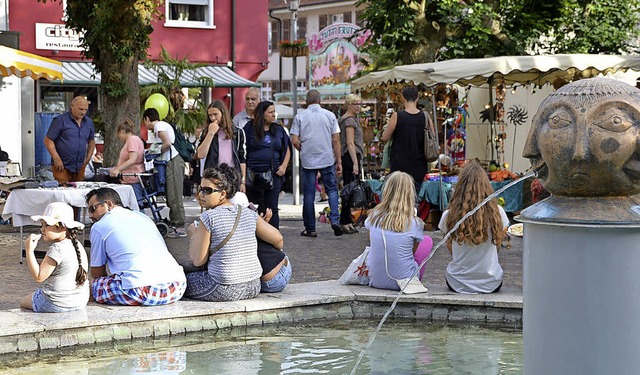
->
[349, 170, 537, 374]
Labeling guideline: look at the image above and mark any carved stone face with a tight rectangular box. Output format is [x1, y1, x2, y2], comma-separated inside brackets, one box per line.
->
[523, 78, 640, 197]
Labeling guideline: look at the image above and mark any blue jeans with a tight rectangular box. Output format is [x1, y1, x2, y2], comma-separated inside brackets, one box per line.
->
[261, 256, 292, 293]
[129, 182, 145, 209]
[32, 288, 84, 313]
[302, 165, 339, 231]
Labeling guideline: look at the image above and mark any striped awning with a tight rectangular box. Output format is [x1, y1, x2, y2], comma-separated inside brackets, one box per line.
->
[55, 61, 260, 87]
[0, 46, 63, 81]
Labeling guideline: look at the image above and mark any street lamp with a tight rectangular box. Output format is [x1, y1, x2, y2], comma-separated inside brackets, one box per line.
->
[285, 0, 301, 204]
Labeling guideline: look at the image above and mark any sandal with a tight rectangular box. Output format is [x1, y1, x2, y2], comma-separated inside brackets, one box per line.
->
[341, 224, 357, 234]
[300, 230, 318, 238]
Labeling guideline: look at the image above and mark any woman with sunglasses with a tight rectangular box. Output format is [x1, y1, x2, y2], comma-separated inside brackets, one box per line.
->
[184, 164, 283, 301]
[338, 94, 365, 234]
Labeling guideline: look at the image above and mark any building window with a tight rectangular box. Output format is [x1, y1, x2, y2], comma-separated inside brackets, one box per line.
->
[270, 21, 278, 53]
[283, 21, 290, 42]
[298, 17, 307, 40]
[165, 0, 215, 29]
[343, 12, 352, 24]
[356, 10, 365, 28]
[282, 81, 290, 92]
[319, 14, 328, 30]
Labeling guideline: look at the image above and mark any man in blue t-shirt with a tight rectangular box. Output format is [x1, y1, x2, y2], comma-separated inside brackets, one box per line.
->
[44, 96, 95, 184]
[86, 187, 186, 306]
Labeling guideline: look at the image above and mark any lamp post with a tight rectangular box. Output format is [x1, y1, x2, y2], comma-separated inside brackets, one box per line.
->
[287, 0, 301, 205]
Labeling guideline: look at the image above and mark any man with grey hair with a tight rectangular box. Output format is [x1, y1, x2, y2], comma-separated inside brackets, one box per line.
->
[233, 88, 261, 129]
[290, 90, 344, 237]
[45, 96, 95, 184]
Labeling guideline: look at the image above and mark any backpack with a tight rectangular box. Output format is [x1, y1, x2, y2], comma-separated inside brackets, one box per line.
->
[171, 124, 195, 162]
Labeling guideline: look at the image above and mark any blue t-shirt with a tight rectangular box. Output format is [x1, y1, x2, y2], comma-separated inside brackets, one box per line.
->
[46, 112, 95, 173]
[90, 207, 186, 289]
[243, 122, 290, 172]
[365, 216, 424, 290]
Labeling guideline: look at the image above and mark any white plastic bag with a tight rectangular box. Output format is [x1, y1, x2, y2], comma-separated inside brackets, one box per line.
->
[338, 246, 371, 285]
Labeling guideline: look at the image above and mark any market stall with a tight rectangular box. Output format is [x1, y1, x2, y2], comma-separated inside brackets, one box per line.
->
[352, 54, 640, 212]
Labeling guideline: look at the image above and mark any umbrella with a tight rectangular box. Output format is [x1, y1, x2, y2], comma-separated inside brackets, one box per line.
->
[351, 54, 640, 91]
[275, 104, 305, 119]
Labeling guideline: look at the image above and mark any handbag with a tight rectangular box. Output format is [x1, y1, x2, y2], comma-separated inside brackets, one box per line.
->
[181, 206, 243, 273]
[338, 246, 371, 285]
[246, 131, 276, 191]
[382, 231, 429, 294]
[381, 139, 392, 169]
[246, 168, 274, 191]
[423, 111, 439, 163]
[340, 179, 372, 209]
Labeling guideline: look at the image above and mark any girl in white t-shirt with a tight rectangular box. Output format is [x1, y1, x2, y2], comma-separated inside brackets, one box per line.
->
[20, 202, 89, 312]
[438, 161, 509, 294]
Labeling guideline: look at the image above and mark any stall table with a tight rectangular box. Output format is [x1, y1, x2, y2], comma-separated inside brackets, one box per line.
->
[1, 182, 138, 262]
[367, 179, 523, 213]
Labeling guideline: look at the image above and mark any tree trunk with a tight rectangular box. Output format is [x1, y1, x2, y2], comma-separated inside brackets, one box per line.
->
[100, 57, 140, 167]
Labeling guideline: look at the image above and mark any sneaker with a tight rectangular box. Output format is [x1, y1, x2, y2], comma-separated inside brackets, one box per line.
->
[167, 227, 188, 238]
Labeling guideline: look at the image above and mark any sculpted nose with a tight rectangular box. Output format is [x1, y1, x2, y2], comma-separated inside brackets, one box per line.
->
[572, 124, 589, 161]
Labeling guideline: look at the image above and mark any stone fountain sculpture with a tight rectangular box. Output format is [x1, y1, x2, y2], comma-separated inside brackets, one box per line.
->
[520, 77, 640, 374]
[522, 77, 640, 223]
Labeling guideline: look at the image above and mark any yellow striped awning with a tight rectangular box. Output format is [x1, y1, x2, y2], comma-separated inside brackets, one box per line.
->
[0, 46, 63, 81]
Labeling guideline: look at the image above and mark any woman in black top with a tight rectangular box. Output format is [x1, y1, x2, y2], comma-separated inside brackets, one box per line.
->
[381, 86, 432, 192]
[243, 101, 291, 229]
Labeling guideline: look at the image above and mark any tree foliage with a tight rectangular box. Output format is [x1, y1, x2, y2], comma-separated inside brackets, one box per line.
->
[141, 47, 214, 135]
[37, 0, 162, 166]
[356, 0, 640, 69]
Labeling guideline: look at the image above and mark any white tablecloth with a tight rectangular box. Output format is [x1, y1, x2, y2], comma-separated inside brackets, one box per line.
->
[1, 183, 139, 227]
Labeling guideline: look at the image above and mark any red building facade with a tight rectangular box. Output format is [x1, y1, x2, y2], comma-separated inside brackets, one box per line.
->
[10, 0, 268, 113]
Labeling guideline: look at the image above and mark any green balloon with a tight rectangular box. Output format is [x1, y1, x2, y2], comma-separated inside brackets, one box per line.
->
[144, 93, 170, 120]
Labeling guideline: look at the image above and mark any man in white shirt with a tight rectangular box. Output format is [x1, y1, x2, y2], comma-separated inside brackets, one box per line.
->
[232, 88, 260, 129]
[143, 107, 186, 237]
[290, 90, 344, 237]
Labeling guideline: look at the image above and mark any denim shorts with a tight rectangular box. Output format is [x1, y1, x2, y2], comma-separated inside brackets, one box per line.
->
[32, 288, 83, 313]
[261, 256, 292, 293]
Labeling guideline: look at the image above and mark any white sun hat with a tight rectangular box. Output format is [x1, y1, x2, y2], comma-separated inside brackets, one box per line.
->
[31, 202, 85, 230]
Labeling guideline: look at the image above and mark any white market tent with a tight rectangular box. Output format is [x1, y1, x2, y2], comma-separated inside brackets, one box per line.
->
[351, 54, 640, 91]
[352, 54, 640, 172]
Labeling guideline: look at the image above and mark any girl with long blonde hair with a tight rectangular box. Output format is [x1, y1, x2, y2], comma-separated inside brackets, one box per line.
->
[438, 161, 509, 294]
[365, 171, 432, 290]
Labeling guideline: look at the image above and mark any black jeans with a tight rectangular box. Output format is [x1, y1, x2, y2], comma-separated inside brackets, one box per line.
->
[340, 153, 361, 225]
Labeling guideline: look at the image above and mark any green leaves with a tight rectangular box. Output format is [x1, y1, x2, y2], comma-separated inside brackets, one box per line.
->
[356, 0, 640, 65]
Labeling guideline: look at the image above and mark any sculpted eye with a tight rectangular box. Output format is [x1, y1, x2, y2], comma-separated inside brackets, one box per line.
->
[593, 114, 632, 133]
[546, 110, 572, 129]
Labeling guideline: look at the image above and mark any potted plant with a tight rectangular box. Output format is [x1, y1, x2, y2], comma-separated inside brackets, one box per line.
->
[279, 39, 309, 58]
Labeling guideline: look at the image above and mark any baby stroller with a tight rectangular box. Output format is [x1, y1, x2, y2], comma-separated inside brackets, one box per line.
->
[120, 169, 170, 237]
[98, 154, 170, 237]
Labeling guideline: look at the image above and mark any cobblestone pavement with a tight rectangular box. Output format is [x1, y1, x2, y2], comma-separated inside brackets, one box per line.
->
[0, 194, 523, 311]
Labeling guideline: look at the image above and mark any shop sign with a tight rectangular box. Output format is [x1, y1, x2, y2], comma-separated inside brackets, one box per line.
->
[308, 22, 371, 54]
[308, 23, 370, 91]
[35, 23, 83, 51]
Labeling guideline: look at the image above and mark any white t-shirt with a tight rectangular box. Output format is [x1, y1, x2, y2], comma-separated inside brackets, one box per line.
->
[439, 206, 509, 294]
[153, 121, 180, 161]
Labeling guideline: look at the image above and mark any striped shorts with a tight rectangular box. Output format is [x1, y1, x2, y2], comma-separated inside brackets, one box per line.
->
[92, 276, 186, 306]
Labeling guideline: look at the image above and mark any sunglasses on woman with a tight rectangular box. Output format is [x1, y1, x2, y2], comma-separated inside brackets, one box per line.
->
[198, 186, 223, 195]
